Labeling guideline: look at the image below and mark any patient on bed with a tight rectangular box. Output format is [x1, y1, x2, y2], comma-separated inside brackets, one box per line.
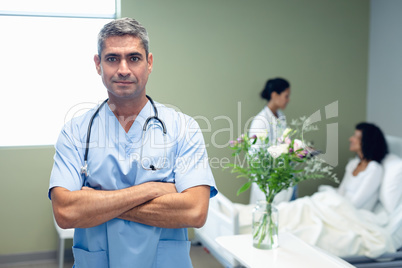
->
[336, 122, 388, 211]
[278, 122, 395, 257]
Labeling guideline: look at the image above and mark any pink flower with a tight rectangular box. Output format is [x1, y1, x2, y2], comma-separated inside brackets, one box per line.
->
[293, 139, 304, 151]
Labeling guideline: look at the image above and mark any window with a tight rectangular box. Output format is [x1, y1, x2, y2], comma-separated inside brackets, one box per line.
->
[0, 0, 116, 146]
[0, 0, 115, 18]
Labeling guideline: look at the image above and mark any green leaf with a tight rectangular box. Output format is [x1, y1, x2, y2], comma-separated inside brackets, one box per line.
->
[237, 181, 252, 195]
[292, 169, 304, 173]
[290, 157, 304, 163]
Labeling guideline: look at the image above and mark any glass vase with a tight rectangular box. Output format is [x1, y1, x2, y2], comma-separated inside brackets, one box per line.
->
[252, 200, 279, 249]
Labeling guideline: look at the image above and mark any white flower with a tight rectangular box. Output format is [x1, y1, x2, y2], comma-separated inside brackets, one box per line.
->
[256, 130, 268, 140]
[282, 128, 292, 138]
[293, 139, 304, 151]
[268, 144, 289, 159]
[278, 128, 292, 143]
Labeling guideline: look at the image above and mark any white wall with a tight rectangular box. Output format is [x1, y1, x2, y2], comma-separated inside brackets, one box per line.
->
[367, 0, 402, 137]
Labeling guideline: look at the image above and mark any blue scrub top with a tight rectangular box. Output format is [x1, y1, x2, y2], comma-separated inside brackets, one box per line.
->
[49, 100, 217, 268]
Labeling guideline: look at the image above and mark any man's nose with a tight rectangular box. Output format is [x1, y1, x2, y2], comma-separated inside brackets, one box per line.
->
[118, 60, 130, 76]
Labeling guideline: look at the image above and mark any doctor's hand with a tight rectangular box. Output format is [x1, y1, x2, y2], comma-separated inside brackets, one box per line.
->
[52, 182, 178, 229]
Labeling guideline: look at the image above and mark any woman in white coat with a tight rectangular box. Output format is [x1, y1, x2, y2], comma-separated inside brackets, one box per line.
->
[248, 78, 294, 205]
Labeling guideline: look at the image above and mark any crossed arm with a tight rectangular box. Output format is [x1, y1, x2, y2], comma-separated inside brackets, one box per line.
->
[51, 183, 210, 229]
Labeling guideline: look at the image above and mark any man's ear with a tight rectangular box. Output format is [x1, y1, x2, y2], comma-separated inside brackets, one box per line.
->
[147, 52, 153, 74]
[94, 54, 102, 75]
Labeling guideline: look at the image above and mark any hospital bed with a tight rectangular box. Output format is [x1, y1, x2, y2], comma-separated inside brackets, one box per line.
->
[194, 135, 402, 268]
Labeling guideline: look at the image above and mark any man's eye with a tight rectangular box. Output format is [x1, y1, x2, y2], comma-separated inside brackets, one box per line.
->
[106, 57, 117, 62]
[130, 57, 140, 62]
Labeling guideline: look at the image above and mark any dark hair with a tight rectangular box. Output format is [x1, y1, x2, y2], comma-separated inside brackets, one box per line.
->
[356, 122, 388, 162]
[260, 78, 290, 101]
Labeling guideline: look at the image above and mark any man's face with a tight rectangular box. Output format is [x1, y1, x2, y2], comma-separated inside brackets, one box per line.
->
[94, 35, 153, 101]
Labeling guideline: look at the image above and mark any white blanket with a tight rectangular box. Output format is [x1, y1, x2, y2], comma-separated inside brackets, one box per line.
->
[277, 187, 396, 258]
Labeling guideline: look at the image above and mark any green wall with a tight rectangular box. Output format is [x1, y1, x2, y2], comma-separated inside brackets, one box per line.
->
[0, 0, 369, 256]
[121, 0, 369, 199]
[0, 146, 56, 254]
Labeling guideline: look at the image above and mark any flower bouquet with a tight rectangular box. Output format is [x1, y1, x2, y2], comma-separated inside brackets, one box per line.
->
[226, 127, 337, 249]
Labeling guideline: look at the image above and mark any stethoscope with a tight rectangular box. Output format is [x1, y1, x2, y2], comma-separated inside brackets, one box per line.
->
[80, 95, 167, 177]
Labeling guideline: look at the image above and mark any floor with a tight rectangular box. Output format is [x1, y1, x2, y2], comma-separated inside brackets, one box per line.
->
[0, 244, 224, 268]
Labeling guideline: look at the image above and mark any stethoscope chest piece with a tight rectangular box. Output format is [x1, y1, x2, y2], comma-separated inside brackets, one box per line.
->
[81, 161, 89, 177]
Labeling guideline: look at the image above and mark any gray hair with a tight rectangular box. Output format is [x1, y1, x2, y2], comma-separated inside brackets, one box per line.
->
[97, 17, 150, 59]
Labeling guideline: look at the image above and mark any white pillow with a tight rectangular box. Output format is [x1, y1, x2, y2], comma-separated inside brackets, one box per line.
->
[380, 154, 402, 213]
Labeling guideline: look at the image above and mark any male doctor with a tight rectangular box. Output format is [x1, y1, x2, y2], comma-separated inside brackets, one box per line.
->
[49, 18, 217, 267]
